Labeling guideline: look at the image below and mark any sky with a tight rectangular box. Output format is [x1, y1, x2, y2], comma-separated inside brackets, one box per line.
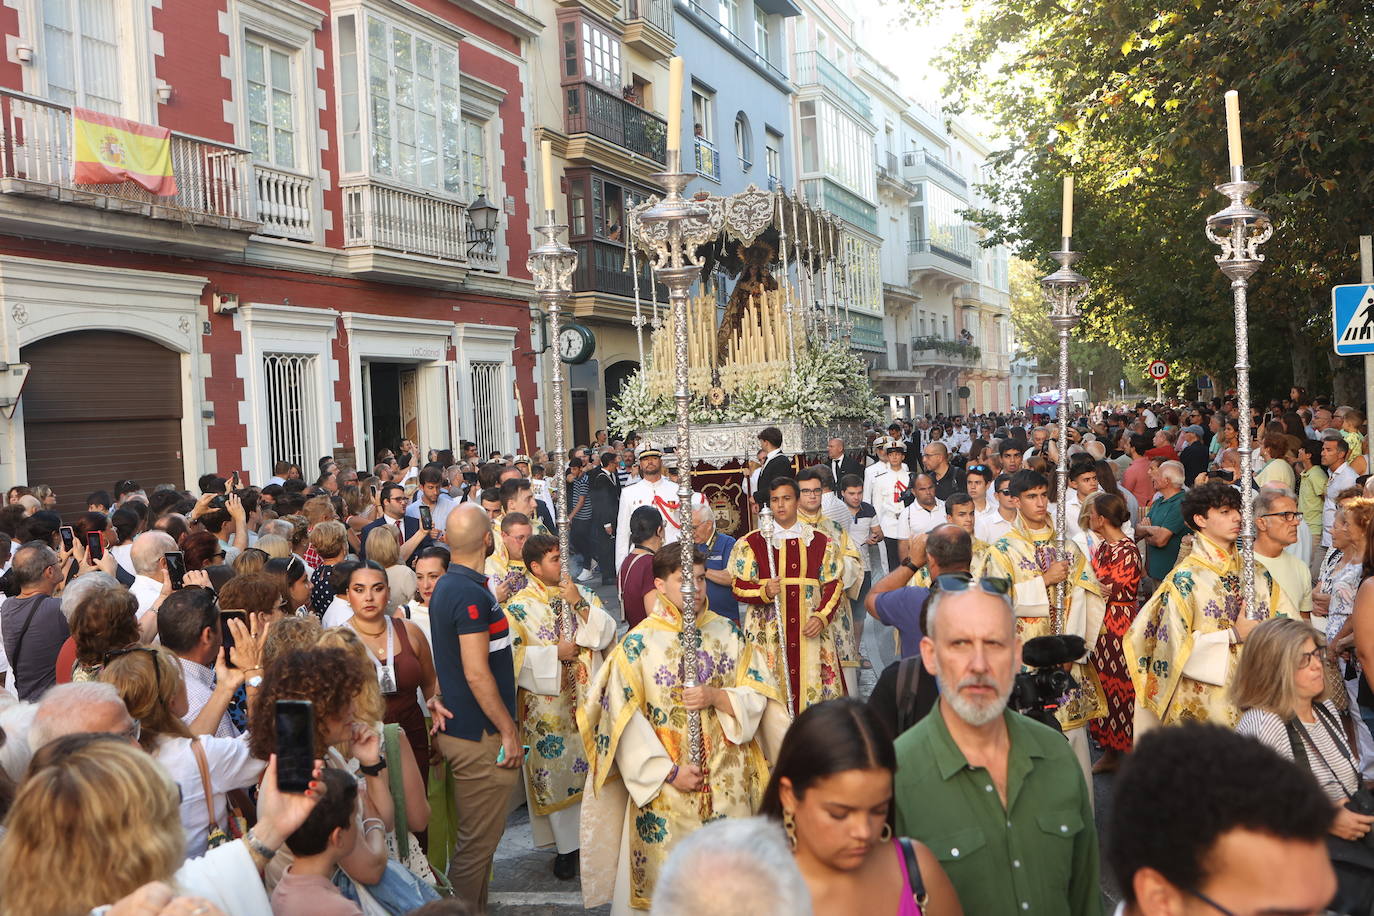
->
[854, 0, 971, 117]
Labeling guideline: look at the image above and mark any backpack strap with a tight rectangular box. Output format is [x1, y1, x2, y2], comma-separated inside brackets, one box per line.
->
[897, 836, 928, 909]
[895, 657, 923, 734]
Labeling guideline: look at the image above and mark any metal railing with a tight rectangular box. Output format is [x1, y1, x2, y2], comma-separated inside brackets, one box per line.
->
[901, 148, 967, 191]
[909, 237, 973, 269]
[792, 51, 872, 120]
[341, 178, 468, 260]
[263, 352, 319, 472]
[254, 164, 314, 241]
[572, 238, 666, 300]
[681, 0, 788, 83]
[565, 82, 667, 165]
[694, 136, 719, 180]
[624, 0, 674, 36]
[0, 89, 254, 227]
[470, 360, 510, 455]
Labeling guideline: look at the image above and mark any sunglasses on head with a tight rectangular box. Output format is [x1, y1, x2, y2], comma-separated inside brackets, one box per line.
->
[102, 646, 164, 695]
[933, 573, 1012, 596]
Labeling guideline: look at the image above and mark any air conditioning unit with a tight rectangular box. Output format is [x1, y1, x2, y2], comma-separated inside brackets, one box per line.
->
[902, 152, 917, 167]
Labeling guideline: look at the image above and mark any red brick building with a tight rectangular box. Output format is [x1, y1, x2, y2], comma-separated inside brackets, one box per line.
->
[0, 0, 544, 511]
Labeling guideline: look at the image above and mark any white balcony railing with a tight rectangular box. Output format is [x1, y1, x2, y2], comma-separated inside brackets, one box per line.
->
[0, 90, 254, 228]
[254, 165, 314, 241]
[341, 179, 468, 261]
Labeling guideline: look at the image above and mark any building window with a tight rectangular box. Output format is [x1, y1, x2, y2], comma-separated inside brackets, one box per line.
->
[581, 20, 621, 88]
[733, 112, 751, 171]
[716, 0, 739, 32]
[244, 36, 297, 168]
[41, 0, 122, 114]
[336, 13, 463, 195]
[566, 172, 651, 242]
[461, 116, 487, 199]
[691, 88, 714, 141]
[753, 6, 770, 55]
[470, 361, 508, 455]
[798, 99, 817, 173]
[263, 353, 320, 471]
[764, 132, 781, 187]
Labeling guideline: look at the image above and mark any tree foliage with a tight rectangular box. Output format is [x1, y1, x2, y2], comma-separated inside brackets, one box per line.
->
[918, 0, 1374, 402]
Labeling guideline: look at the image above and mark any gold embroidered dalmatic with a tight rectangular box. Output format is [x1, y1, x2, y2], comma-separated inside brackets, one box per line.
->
[1127, 533, 1277, 726]
[577, 596, 781, 910]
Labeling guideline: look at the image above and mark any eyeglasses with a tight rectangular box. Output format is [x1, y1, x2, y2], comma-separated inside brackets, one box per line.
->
[120, 718, 142, 742]
[1261, 511, 1302, 522]
[933, 573, 1012, 595]
[1185, 886, 1341, 916]
[102, 646, 163, 696]
[996, 489, 1011, 496]
[1297, 647, 1325, 669]
[798, 486, 824, 495]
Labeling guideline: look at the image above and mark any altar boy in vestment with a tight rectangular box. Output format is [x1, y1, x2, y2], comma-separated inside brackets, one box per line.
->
[577, 547, 785, 913]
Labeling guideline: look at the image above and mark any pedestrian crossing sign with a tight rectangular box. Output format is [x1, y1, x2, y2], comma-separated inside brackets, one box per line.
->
[1332, 284, 1374, 356]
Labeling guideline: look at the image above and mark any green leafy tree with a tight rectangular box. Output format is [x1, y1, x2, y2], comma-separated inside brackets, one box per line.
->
[919, 0, 1374, 404]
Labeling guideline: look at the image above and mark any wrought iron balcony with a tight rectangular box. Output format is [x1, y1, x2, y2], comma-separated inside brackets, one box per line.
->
[572, 238, 666, 301]
[341, 178, 468, 261]
[694, 136, 719, 181]
[564, 82, 667, 165]
[901, 148, 967, 193]
[792, 50, 872, 121]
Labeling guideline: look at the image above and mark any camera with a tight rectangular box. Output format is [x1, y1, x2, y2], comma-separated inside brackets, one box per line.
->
[1207, 469, 1235, 482]
[1009, 634, 1087, 733]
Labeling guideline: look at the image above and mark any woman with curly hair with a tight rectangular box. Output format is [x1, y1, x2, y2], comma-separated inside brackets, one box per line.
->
[248, 646, 392, 887]
[100, 646, 265, 858]
[67, 583, 140, 682]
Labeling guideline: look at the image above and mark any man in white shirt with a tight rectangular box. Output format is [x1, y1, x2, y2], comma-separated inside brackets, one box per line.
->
[1321, 433, 1358, 551]
[966, 463, 1000, 534]
[976, 472, 1019, 543]
[129, 531, 176, 639]
[865, 438, 911, 574]
[614, 443, 705, 566]
[899, 474, 946, 544]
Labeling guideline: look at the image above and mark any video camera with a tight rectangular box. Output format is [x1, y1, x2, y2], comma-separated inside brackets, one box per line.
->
[1009, 634, 1087, 733]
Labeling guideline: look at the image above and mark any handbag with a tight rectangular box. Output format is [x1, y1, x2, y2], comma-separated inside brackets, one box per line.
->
[897, 836, 929, 914]
[190, 736, 246, 850]
[1284, 705, 1374, 916]
[383, 723, 453, 898]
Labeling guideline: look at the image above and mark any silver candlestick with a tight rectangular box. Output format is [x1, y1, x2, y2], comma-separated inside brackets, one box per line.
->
[526, 212, 578, 641]
[757, 505, 793, 716]
[1040, 242, 1089, 625]
[1205, 166, 1272, 614]
[636, 148, 714, 767]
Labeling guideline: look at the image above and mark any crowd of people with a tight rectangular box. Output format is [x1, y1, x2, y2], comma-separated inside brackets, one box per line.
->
[0, 389, 1370, 915]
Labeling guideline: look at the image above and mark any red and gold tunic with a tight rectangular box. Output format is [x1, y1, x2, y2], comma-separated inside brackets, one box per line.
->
[729, 524, 845, 716]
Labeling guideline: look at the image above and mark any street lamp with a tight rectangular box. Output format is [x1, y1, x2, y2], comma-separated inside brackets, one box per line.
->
[466, 193, 501, 255]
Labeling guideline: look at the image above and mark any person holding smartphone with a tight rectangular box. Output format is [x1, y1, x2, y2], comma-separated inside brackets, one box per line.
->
[403, 467, 455, 543]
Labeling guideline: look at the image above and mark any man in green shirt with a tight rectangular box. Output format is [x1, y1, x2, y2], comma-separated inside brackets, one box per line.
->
[893, 584, 1101, 916]
[1135, 459, 1187, 581]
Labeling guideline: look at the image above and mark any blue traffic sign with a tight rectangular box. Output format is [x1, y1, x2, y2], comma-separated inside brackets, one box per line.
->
[1333, 284, 1374, 356]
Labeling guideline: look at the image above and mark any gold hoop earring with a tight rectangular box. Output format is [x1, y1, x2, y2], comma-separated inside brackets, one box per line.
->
[880, 822, 893, 843]
[782, 810, 797, 850]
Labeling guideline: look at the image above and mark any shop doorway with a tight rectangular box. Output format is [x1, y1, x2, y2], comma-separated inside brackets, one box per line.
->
[363, 362, 419, 465]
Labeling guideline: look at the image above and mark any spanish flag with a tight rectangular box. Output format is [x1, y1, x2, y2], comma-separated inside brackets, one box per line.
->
[72, 108, 176, 196]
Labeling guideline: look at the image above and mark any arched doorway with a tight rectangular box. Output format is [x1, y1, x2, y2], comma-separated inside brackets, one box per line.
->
[21, 330, 183, 514]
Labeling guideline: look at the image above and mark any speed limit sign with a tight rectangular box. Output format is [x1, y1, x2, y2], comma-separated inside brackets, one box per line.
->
[1147, 360, 1169, 381]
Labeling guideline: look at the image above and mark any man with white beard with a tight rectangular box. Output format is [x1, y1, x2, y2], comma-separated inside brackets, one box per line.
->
[890, 586, 1100, 916]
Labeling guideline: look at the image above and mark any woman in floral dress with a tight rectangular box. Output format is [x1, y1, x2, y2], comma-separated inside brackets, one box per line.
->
[1084, 492, 1142, 773]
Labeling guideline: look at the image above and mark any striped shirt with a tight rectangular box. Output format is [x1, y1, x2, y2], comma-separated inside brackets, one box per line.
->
[1237, 701, 1357, 803]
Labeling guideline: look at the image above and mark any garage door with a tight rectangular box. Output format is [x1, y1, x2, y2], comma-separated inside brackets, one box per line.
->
[21, 330, 183, 515]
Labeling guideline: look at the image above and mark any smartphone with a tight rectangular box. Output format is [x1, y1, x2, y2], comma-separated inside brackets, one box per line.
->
[369, 484, 378, 501]
[220, 610, 247, 668]
[85, 531, 103, 562]
[164, 551, 186, 590]
[495, 744, 531, 764]
[419, 504, 433, 531]
[59, 526, 74, 551]
[230, 470, 240, 490]
[274, 699, 315, 793]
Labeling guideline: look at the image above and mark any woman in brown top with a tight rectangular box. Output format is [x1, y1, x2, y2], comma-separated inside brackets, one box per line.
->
[617, 506, 664, 628]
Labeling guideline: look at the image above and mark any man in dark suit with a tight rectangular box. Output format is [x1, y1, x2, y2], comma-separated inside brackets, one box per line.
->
[1177, 424, 1210, 486]
[359, 481, 433, 564]
[824, 436, 864, 493]
[587, 452, 621, 585]
[754, 425, 792, 509]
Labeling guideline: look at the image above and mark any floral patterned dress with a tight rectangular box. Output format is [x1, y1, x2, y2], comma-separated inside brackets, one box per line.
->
[1088, 537, 1143, 751]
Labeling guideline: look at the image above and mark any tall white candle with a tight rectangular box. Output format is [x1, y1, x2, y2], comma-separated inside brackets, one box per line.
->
[666, 57, 684, 154]
[540, 139, 555, 213]
[1061, 174, 1073, 240]
[1224, 90, 1243, 168]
